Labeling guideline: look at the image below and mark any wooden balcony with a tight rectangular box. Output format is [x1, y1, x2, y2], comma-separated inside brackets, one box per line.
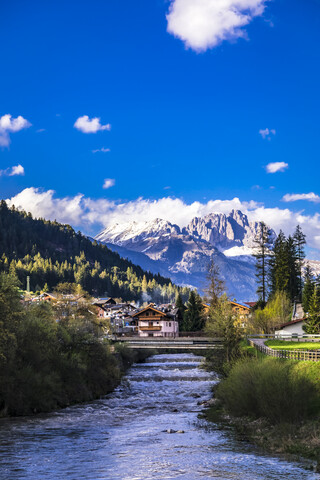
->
[137, 315, 163, 321]
[139, 326, 162, 331]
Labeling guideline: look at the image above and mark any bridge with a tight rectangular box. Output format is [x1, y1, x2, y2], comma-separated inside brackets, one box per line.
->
[115, 337, 223, 350]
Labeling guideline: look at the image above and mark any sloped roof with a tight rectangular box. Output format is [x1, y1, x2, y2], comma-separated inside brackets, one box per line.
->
[244, 302, 257, 308]
[132, 304, 167, 318]
[229, 301, 250, 310]
[280, 318, 306, 328]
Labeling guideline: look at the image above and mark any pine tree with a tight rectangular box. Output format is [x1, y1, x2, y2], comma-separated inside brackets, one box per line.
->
[303, 284, 320, 333]
[141, 275, 148, 293]
[293, 225, 306, 301]
[182, 291, 204, 332]
[254, 222, 272, 302]
[269, 229, 301, 303]
[302, 263, 314, 314]
[269, 230, 288, 295]
[286, 235, 300, 302]
[175, 293, 186, 313]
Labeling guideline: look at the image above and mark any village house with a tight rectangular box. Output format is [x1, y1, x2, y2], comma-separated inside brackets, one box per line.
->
[133, 304, 179, 337]
[275, 302, 306, 337]
[202, 300, 252, 327]
[229, 301, 252, 327]
[93, 297, 138, 334]
[275, 318, 306, 337]
[93, 297, 117, 318]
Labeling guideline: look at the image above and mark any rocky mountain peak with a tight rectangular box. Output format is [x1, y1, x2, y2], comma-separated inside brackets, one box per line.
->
[184, 210, 265, 250]
[229, 209, 250, 227]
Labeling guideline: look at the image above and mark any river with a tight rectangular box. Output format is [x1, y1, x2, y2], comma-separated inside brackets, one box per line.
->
[0, 353, 318, 480]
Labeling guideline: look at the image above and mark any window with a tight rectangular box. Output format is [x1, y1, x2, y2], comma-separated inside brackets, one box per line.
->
[169, 322, 171, 327]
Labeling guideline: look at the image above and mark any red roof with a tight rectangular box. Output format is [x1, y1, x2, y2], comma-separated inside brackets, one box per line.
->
[244, 302, 257, 308]
[280, 318, 306, 328]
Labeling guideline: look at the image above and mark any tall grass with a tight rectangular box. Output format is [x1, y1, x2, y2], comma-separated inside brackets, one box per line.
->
[216, 357, 320, 423]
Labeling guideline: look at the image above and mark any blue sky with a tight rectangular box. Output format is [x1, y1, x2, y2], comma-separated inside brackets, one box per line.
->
[1, 0, 320, 256]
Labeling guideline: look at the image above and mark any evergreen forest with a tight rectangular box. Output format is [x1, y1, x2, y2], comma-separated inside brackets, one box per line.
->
[0, 201, 189, 302]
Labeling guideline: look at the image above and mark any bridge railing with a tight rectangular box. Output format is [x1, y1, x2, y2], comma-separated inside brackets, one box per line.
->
[111, 336, 223, 349]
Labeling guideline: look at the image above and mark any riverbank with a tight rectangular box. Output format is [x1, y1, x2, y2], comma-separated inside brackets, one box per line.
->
[203, 352, 320, 471]
[205, 403, 320, 470]
[0, 344, 154, 418]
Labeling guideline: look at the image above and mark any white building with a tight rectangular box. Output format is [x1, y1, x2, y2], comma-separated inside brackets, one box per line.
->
[275, 318, 306, 337]
[132, 304, 179, 337]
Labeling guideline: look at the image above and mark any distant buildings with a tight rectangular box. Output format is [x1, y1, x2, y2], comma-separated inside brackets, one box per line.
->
[229, 301, 252, 327]
[93, 297, 138, 334]
[202, 300, 253, 328]
[92, 298, 182, 337]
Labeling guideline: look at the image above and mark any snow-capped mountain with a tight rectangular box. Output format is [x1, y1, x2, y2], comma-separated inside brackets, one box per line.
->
[97, 218, 181, 248]
[95, 210, 276, 301]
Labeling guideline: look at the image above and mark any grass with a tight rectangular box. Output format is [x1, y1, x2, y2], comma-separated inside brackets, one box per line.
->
[240, 339, 266, 358]
[266, 340, 320, 350]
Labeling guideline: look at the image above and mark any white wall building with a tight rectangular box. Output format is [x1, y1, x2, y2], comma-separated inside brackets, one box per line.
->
[132, 305, 179, 337]
[275, 318, 306, 337]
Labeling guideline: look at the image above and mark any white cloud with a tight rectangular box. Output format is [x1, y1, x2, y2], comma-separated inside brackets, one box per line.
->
[92, 147, 111, 153]
[103, 178, 115, 189]
[6, 188, 320, 256]
[0, 114, 31, 147]
[265, 162, 288, 173]
[282, 192, 320, 204]
[9, 165, 25, 176]
[259, 127, 276, 140]
[166, 0, 268, 52]
[6, 188, 85, 225]
[74, 115, 111, 134]
[0, 164, 25, 177]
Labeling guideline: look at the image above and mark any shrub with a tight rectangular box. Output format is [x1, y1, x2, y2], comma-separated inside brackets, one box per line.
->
[216, 357, 320, 423]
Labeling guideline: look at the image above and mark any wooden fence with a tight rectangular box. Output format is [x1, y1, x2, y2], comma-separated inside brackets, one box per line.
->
[248, 339, 320, 362]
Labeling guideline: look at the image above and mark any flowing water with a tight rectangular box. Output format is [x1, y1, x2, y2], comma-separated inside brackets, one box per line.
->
[0, 353, 318, 480]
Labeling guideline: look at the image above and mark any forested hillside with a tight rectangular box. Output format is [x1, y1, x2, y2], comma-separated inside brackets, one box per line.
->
[0, 201, 188, 301]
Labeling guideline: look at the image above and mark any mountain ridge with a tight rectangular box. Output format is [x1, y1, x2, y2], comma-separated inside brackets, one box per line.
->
[95, 209, 273, 301]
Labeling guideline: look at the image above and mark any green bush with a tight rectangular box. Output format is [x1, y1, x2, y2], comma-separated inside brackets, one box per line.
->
[0, 273, 146, 416]
[216, 357, 320, 423]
